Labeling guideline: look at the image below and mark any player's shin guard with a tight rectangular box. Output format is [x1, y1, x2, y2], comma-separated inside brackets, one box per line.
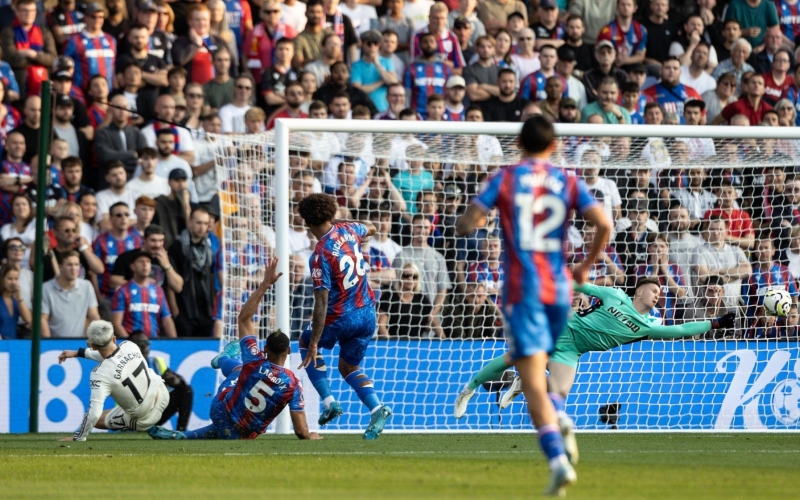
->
[183, 424, 218, 439]
[549, 392, 566, 416]
[300, 347, 334, 407]
[344, 369, 381, 412]
[467, 355, 511, 390]
[218, 357, 242, 377]
[538, 424, 568, 470]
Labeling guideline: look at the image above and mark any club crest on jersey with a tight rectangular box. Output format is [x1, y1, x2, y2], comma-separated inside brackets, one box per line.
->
[250, 345, 259, 355]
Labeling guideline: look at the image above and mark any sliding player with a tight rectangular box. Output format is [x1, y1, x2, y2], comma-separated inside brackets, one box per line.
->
[455, 116, 613, 497]
[149, 257, 320, 440]
[455, 278, 736, 452]
[57, 319, 171, 441]
[297, 194, 391, 440]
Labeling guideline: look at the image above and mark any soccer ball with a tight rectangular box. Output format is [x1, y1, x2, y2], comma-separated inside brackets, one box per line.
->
[763, 287, 792, 317]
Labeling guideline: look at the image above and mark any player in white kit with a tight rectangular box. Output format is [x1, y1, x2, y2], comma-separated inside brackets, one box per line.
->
[57, 320, 172, 441]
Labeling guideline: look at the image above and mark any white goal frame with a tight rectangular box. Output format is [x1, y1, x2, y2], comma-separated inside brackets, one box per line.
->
[266, 120, 800, 434]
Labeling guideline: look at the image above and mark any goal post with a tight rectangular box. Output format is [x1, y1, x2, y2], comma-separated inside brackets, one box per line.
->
[214, 119, 800, 433]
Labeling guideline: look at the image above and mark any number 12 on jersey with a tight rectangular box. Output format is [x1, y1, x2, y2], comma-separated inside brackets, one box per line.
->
[515, 193, 566, 252]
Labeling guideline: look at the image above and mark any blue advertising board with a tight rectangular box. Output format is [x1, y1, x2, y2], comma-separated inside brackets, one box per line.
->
[1, 340, 798, 433]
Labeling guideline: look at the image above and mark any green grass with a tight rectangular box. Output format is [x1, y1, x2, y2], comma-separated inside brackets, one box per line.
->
[1, 433, 799, 499]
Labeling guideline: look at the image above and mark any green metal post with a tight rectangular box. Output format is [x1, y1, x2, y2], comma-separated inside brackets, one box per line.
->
[29, 81, 53, 433]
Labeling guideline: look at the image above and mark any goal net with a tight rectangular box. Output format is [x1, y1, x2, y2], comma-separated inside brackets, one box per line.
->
[213, 121, 800, 432]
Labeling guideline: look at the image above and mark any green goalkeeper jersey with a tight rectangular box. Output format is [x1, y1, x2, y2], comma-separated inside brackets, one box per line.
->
[568, 283, 712, 354]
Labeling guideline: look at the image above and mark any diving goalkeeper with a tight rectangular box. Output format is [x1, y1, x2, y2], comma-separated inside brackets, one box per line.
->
[454, 277, 735, 459]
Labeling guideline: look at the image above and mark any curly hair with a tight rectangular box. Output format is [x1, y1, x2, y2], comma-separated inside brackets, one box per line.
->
[297, 194, 338, 226]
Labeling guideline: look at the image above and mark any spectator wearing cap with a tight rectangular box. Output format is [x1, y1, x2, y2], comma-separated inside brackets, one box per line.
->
[242, 0, 297, 87]
[52, 94, 90, 169]
[724, 0, 779, 49]
[762, 48, 793, 106]
[51, 69, 95, 138]
[679, 42, 717, 95]
[568, 0, 615, 45]
[476, 0, 526, 37]
[713, 72, 772, 125]
[111, 224, 184, 298]
[483, 68, 527, 122]
[532, 0, 565, 50]
[554, 45, 587, 109]
[463, 35, 499, 108]
[258, 38, 299, 117]
[712, 38, 754, 93]
[111, 249, 176, 338]
[172, 4, 237, 86]
[46, 0, 86, 47]
[583, 40, 628, 103]
[314, 61, 378, 115]
[452, 15, 474, 64]
[410, 2, 465, 75]
[154, 168, 192, 249]
[563, 15, 594, 78]
[596, 0, 647, 69]
[62, 3, 116, 91]
[351, 30, 397, 113]
[511, 28, 541, 81]
[447, 0, 485, 47]
[94, 93, 149, 181]
[538, 75, 566, 122]
[41, 250, 99, 338]
[641, 0, 677, 70]
[443, 76, 466, 120]
[0, 0, 56, 98]
[557, 97, 581, 123]
[643, 57, 701, 121]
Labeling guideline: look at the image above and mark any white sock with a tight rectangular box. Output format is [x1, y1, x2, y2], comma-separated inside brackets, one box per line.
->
[322, 396, 335, 409]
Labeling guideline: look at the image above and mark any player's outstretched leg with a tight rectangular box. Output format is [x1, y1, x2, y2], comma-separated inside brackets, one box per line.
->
[148, 425, 187, 440]
[454, 354, 511, 418]
[516, 352, 576, 497]
[211, 340, 242, 370]
[180, 424, 220, 439]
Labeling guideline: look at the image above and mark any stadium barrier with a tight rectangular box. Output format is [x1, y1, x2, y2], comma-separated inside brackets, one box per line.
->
[2, 340, 798, 432]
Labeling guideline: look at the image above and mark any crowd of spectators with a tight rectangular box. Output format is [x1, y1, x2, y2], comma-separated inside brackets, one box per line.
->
[1, 0, 800, 340]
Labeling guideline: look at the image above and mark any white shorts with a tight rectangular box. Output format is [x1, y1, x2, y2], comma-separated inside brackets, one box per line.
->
[104, 383, 170, 431]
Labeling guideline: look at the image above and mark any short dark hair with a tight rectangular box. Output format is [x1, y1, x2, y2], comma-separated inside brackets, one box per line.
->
[109, 201, 129, 214]
[498, 67, 517, 80]
[56, 249, 81, 265]
[104, 160, 126, 174]
[398, 108, 417, 119]
[309, 100, 328, 113]
[331, 91, 350, 102]
[275, 36, 294, 47]
[266, 330, 290, 355]
[466, 104, 483, 116]
[62, 156, 83, 170]
[144, 224, 165, 238]
[297, 194, 339, 226]
[621, 81, 640, 94]
[167, 66, 188, 80]
[519, 116, 555, 154]
[635, 276, 661, 291]
[705, 274, 725, 287]
[190, 206, 210, 220]
[330, 61, 349, 73]
[138, 147, 158, 159]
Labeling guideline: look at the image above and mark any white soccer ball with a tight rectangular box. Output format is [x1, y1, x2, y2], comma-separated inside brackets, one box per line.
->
[763, 287, 792, 317]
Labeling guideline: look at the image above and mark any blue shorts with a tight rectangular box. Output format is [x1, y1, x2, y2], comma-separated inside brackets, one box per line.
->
[301, 305, 376, 366]
[502, 300, 572, 361]
[208, 371, 251, 440]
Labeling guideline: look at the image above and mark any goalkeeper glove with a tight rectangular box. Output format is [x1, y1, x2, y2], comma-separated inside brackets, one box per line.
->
[711, 312, 736, 330]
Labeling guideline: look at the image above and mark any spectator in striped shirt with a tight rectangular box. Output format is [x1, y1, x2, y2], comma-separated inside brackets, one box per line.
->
[410, 2, 465, 75]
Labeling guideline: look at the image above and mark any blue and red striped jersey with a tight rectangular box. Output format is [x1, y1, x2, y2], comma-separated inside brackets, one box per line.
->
[309, 222, 376, 325]
[63, 30, 116, 90]
[634, 262, 686, 326]
[597, 19, 647, 58]
[225, 241, 267, 277]
[112, 280, 171, 338]
[410, 27, 466, 69]
[473, 158, 598, 306]
[93, 231, 142, 298]
[46, 5, 85, 38]
[776, 0, 800, 42]
[643, 82, 700, 120]
[0, 160, 30, 225]
[742, 262, 799, 323]
[520, 71, 568, 101]
[444, 105, 465, 121]
[403, 60, 452, 119]
[217, 335, 303, 436]
[466, 261, 504, 295]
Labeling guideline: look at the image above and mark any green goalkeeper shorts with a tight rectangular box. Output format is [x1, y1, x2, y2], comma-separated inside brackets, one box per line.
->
[549, 327, 582, 368]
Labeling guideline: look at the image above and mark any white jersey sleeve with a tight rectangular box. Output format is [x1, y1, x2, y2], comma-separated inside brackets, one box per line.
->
[72, 341, 164, 440]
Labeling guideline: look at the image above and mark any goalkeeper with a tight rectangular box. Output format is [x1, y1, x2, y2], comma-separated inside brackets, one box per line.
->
[454, 277, 735, 458]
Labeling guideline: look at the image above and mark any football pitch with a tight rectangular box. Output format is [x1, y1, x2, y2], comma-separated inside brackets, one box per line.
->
[1, 433, 799, 499]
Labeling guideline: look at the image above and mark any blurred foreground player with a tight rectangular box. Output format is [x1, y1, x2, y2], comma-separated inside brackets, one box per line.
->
[455, 116, 612, 496]
[130, 331, 194, 431]
[57, 320, 170, 441]
[297, 194, 392, 440]
[455, 278, 736, 454]
[149, 258, 320, 440]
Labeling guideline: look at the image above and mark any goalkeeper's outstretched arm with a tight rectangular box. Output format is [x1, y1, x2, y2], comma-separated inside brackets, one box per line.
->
[237, 257, 283, 339]
[646, 313, 736, 339]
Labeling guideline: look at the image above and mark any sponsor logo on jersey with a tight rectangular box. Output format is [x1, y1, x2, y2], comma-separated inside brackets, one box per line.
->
[128, 303, 161, 313]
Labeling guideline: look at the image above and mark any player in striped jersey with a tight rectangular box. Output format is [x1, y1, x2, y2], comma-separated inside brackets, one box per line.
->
[403, 32, 452, 119]
[454, 116, 612, 496]
[93, 202, 142, 299]
[62, 3, 116, 90]
[297, 194, 392, 440]
[149, 257, 320, 440]
[111, 250, 176, 338]
[57, 320, 171, 441]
